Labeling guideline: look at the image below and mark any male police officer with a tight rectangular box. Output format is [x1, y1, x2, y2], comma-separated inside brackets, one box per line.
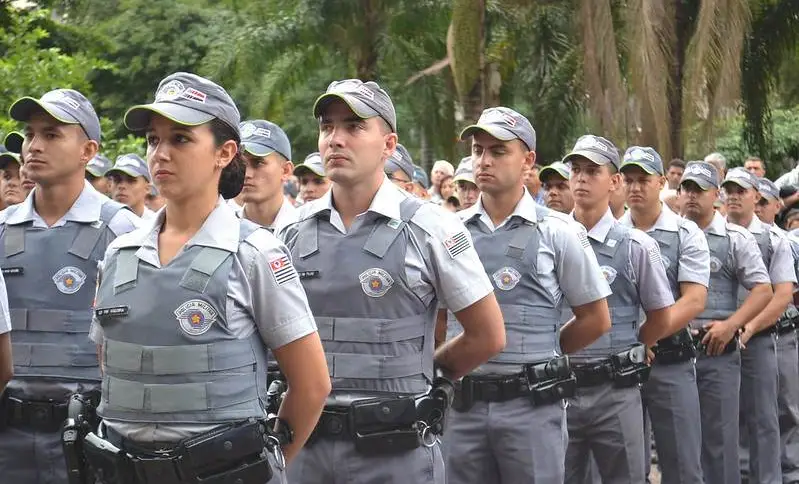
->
[453, 156, 479, 211]
[84, 154, 112, 196]
[539, 161, 573, 214]
[443, 107, 612, 483]
[755, 177, 799, 482]
[384, 143, 415, 193]
[564, 135, 676, 483]
[294, 152, 331, 203]
[238, 119, 298, 233]
[280, 79, 505, 484]
[106, 154, 155, 220]
[721, 168, 796, 484]
[679, 162, 771, 484]
[0, 88, 139, 483]
[619, 147, 709, 484]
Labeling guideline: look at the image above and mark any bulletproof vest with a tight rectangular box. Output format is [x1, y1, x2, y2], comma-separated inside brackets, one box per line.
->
[572, 222, 640, 362]
[0, 201, 126, 383]
[736, 227, 773, 306]
[697, 231, 738, 322]
[286, 197, 434, 395]
[96, 219, 271, 424]
[447, 207, 561, 374]
[649, 228, 681, 298]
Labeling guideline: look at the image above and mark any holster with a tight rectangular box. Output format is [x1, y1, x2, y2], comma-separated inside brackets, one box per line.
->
[654, 328, 697, 364]
[776, 306, 799, 335]
[62, 393, 100, 484]
[350, 397, 420, 456]
[610, 344, 651, 388]
[415, 370, 454, 436]
[525, 356, 577, 405]
[693, 328, 738, 355]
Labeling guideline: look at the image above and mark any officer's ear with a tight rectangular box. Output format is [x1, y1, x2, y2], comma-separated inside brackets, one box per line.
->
[79, 137, 99, 168]
[522, 142, 536, 172]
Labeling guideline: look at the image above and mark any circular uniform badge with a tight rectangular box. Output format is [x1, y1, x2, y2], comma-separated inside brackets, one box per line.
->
[709, 256, 722, 273]
[359, 268, 394, 298]
[156, 80, 186, 102]
[600, 265, 618, 285]
[174, 299, 218, 336]
[52, 266, 87, 295]
[492, 267, 522, 291]
[239, 122, 256, 139]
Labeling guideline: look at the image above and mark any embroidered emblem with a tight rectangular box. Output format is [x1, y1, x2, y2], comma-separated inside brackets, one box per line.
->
[577, 230, 590, 249]
[443, 231, 471, 258]
[52, 266, 87, 295]
[606, 239, 617, 248]
[709, 256, 722, 273]
[269, 255, 298, 285]
[155, 80, 185, 102]
[387, 218, 401, 229]
[600, 265, 618, 285]
[359, 268, 394, 298]
[240, 123, 256, 139]
[492, 267, 521, 291]
[174, 299, 217, 336]
[647, 245, 662, 265]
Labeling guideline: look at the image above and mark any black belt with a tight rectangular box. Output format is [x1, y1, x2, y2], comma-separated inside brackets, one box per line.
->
[458, 374, 530, 403]
[572, 363, 614, 387]
[573, 344, 651, 388]
[653, 329, 697, 365]
[1, 395, 69, 432]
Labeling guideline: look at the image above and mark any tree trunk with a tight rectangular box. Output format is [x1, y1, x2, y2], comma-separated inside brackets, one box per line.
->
[356, 0, 381, 79]
[668, 0, 690, 160]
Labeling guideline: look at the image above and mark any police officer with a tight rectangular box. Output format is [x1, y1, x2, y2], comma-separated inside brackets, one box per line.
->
[721, 168, 796, 484]
[86, 72, 331, 484]
[0, 87, 141, 483]
[619, 147, 710, 484]
[294, 152, 330, 203]
[0, 141, 30, 207]
[384, 143, 415, 193]
[443, 107, 612, 483]
[564, 134, 677, 483]
[539, 161, 573, 213]
[453, 156, 479, 211]
[678, 162, 772, 484]
[84, 154, 112, 196]
[755, 176, 799, 482]
[106, 154, 155, 220]
[280, 79, 505, 484]
[238, 119, 298, 233]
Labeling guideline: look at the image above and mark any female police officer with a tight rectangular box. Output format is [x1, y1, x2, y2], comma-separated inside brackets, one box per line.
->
[86, 72, 330, 483]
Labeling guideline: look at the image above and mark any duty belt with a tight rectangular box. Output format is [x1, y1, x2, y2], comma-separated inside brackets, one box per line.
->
[573, 344, 651, 389]
[1, 393, 70, 432]
[693, 328, 739, 355]
[653, 329, 697, 365]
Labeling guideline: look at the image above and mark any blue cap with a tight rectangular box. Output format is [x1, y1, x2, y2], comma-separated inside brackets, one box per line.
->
[107, 154, 151, 182]
[459, 107, 536, 151]
[86, 154, 113, 177]
[10, 89, 101, 142]
[384, 144, 415, 181]
[721, 167, 758, 190]
[680, 161, 719, 190]
[620, 146, 664, 175]
[413, 165, 430, 188]
[563, 135, 620, 169]
[239, 119, 291, 161]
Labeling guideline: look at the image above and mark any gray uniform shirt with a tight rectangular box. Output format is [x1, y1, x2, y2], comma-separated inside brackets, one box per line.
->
[90, 198, 317, 441]
[742, 216, 797, 285]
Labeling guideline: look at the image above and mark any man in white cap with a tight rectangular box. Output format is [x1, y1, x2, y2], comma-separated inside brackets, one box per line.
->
[294, 152, 330, 203]
[430, 160, 455, 203]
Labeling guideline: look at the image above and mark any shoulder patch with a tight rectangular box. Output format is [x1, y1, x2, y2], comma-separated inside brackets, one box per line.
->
[269, 254, 298, 285]
[443, 231, 471, 258]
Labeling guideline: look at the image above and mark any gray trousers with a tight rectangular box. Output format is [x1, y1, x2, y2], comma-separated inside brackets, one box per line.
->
[641, 360, 704, 484]
[288, 437, 445, 484]
[565, 383, 646, 484]
[445, 397, 567, 484]
[777, 330, 799, 483]
[739, 333, 781, 484]
[695, 349, 741, 484]
[0, 426, 68, 484]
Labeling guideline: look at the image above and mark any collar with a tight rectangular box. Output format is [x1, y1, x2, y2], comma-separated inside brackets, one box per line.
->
[7, 181, 107, 226]
[705, 211, 728, 236]
[575, 208, 616, 243]
[464, 188, 539, 229]
[308, 176, 405, 222]
[741, 215, 766, 234]
[620, 203, 680, 232]
[138, 196, 241, 253]
[271, 198, 298, 229]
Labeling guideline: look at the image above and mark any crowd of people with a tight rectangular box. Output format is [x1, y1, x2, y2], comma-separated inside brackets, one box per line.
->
[0, 72, 798, 484]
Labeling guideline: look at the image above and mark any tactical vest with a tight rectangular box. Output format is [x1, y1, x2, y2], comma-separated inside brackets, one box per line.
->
[96, 219, 271, 424]
[1, 201, 126, 383]
[286, 197, 434, 396]
[649, 228, 681, 298]
[697, 231, 738, 322]
[736, 227, 773, 306]
[447, 207, 561, 374]
[572, 222, 640, 362]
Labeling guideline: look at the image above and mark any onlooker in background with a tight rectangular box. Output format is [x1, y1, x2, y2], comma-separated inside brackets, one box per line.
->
[744, 156, 767, 178]
[429, 159, 454, 202]
[84, 154, 113, 196]
[284, 179, 299, 207]
[775, 162, 799, 190]
[438, 174, 455, 202]
[705, 152, 728, 215]
[539, 161, 573, 213]
[786, 209, 799, 232]
[453, 155, 479, 210]
[666, 158, 686, 190]
[524, 164, 545, 205]
[294, 152, 330, 203]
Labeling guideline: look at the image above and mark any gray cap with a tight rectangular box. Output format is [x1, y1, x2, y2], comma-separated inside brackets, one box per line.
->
[3, 132, 22, 154]
[563, 135, 620, 169]
[721, 167, 758, 190]
[453, 156, 475, 184]
[313, 79, 397, 133]
[85, 154, 113, 178]
[459, 107, 536, 151]
[680, 161, 719, 190]
[620, 146, 663, 175]
[125, 72, 241, 139]
[10, 89, 101, 142]
[757, 177, 780, 201]
[539, 161, 571, 182]
[239, 119, 291, 161]
[413, 165, 430, 188]
[384, 144, 415, 181]
[107, 154, 151, 182]
[293, 152, 325, 178]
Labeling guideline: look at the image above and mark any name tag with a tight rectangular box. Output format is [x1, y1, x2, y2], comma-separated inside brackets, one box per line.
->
[298, 270, 320, 280]
[1, 267, 23, 276]
[94, 306, 130, 318]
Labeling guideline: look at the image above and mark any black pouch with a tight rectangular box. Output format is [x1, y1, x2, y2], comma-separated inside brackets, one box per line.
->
[529, 374, 577, 406]
[197, 456, 273, 484]
[179, 419, 267, 479]
[611, 345, 651, 388]
[452, 378, 474, 413]
[82, 432, 135, 484]
[350, 398, 419, 456]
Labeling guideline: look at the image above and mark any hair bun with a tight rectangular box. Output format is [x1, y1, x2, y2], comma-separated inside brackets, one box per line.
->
[219, 155, 245, 199]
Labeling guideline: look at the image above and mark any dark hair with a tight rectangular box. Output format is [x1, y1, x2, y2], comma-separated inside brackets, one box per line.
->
[745, 156, 765, 166]
[668, 158, 686, 170]
[210, 119, 245, 199]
